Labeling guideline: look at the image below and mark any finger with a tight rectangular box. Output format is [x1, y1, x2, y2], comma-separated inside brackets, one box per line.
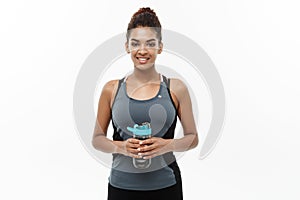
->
[139, 138, 154, 145]
[128, 138, 141, 144]
[138, 150, 157, 157]
[128, 153, 141, 159]
[138, 144, 156, 152]
[128, 147, 140, 154]
[128, 143, 140, 149]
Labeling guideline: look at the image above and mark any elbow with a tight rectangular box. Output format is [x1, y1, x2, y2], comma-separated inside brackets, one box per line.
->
[91, 138, 97, 150]
[91, 133, 105, 150]
[91, 135, 101, 150]
[191, 133, 199, 149]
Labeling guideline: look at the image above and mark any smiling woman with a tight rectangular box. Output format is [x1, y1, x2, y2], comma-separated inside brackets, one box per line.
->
[92, 7, 198, 200]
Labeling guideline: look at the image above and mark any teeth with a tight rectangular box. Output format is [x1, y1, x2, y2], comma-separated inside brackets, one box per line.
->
[138, 58, 147, 61]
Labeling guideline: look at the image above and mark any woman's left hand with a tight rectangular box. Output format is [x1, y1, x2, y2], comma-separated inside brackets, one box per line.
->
[137, 137, 174, 159]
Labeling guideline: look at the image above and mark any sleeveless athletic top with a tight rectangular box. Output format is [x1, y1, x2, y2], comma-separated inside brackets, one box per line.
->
[109, 73, 181, 191]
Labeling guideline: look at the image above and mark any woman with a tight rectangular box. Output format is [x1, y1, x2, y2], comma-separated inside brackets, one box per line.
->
[92, 7, 198, 200]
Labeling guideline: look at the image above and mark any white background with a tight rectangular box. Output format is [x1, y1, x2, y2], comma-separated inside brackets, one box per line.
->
[1, 0, 300, 199]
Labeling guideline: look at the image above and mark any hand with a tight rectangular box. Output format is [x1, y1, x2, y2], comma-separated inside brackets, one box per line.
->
[115, 138, 141, 159]
[137, 137, 174, 159]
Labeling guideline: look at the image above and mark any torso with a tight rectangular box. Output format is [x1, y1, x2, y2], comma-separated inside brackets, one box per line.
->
[108, 73, 179, 190]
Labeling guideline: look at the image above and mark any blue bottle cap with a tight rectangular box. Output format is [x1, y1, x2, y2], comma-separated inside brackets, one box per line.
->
[127, 123, 151, 136]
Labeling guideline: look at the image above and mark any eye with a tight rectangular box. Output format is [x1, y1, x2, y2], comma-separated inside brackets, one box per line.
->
[130, 42, 139, 47]
[146, 42, 156, 48]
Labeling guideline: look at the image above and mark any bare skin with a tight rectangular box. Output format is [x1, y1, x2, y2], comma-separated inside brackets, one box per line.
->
[92, 27, 198, 159]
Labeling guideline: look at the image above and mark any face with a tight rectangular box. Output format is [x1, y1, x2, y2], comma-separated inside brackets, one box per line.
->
[126, 27, 163, 70]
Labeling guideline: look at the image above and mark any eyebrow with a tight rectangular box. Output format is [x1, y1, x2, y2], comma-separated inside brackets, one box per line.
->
[130, 39, 157, 42]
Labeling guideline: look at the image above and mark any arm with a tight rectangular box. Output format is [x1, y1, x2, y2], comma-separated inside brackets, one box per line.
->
[168, 78, 199, 151]
[92, 80, 117, 152]
[91, 80, 140, 158]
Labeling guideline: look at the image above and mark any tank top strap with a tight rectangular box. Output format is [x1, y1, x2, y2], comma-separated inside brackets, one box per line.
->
[116, 76, 125, 94]
[162, 74, 169, 88]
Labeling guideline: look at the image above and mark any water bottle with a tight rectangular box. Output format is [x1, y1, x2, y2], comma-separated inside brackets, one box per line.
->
[127, 122, 151, 169]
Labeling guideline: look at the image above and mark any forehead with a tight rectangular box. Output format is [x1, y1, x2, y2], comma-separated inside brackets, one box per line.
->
[128, 27, 158, 40]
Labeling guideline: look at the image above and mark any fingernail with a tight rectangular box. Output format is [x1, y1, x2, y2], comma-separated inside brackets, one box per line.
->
[137, 148, 140, 151]
[139, 141, 143, 144]
[138, 153, 142, 156]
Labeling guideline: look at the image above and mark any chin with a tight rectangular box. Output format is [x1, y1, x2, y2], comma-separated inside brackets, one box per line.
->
[134, 63, 155, 70]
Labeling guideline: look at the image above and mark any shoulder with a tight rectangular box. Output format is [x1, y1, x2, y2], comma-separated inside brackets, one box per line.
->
[169, 78, 189, 101]
[102, 79, 119, 91]
[99, 79, 119, 100]
[166, 78, 189, 110]
[100, 79, 122, 108]
[169, 78, 187, 89]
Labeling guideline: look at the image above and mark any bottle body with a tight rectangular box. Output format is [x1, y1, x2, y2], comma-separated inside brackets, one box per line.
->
[127, 122, 152, 169]
[133, 134, 151, 169]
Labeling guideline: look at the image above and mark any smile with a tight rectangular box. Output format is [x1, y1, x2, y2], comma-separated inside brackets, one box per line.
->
[136, 57, 150, 64]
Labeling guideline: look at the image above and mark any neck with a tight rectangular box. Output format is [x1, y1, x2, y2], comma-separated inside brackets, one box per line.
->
[130, 66, 160, 83]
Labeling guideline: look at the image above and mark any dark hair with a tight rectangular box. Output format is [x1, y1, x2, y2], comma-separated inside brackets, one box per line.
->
[126, 7, 162, 42]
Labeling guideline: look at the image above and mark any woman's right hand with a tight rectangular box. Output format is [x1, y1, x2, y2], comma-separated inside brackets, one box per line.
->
[113, 138, 142, 158]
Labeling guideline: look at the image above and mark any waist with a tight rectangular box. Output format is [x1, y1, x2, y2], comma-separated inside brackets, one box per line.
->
[109, 166, 177, 190]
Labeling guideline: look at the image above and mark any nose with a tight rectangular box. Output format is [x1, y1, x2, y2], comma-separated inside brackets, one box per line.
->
[137, 45, 148, 54]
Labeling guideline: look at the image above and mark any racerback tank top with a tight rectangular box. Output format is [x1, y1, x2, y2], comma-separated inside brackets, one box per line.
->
[109, 73, 181, 190]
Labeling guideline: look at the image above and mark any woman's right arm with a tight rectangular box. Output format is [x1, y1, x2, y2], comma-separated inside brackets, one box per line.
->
[91, 80, 140, 158]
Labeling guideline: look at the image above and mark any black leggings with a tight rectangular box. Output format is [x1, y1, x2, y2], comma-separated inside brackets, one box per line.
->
[107, 180, 183, 200]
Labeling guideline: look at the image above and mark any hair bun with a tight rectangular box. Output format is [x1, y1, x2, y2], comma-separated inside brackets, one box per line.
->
[135, 7, 156, 16]
[126, 7, 162, 42]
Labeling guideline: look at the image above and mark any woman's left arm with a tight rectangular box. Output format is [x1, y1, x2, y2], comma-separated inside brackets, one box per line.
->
[165, 78, 199, 151]
[138, 78, 198, 159]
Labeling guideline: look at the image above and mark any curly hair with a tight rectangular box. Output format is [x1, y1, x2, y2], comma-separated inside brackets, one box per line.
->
[126, 7, 162, 42]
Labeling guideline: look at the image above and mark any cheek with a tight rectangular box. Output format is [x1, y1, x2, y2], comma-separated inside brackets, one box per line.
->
[130, 53, 136, 60]
[152, 53, 158, 58]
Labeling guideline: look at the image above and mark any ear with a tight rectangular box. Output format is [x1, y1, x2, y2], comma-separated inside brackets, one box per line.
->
[158, 42, 163, 54]
[125, 42, 130, 53]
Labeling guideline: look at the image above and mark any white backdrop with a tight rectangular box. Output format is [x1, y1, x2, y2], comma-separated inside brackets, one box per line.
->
[1, 0, 300, 199]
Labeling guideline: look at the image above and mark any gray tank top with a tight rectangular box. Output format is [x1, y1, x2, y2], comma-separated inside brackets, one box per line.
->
[109, 73, 178, 190]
